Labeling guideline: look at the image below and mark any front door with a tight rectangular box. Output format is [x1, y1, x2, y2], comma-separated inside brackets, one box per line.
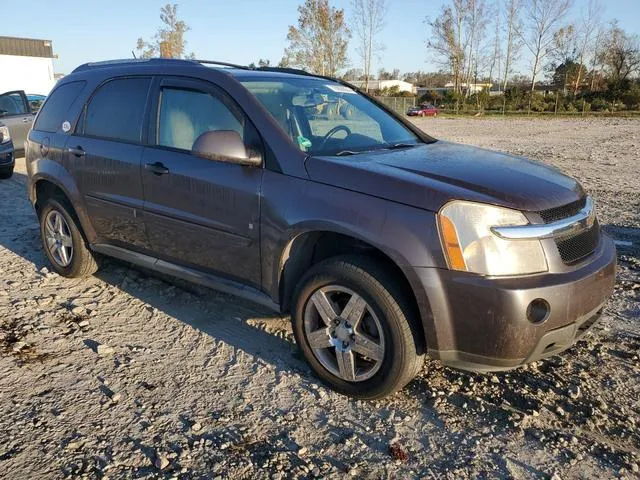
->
[141, 77, 263, 288]
[0, 91, 34, 150]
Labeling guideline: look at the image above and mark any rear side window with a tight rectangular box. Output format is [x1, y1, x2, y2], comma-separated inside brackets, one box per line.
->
[34, 81, 86, 133]
[84, 77, 151, 143]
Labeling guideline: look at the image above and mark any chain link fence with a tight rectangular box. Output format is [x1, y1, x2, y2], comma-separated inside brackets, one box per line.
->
[373, 97, 417, 115]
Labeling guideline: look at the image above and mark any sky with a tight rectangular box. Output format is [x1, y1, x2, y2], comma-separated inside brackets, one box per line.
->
[2, 0, 639, 76]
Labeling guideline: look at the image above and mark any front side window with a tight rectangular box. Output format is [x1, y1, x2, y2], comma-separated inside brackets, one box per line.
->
[158, 88, 244, 151]
[84, 77, 151, 143]
[241, 78, 426, 156]
[0, 92, 27, 116]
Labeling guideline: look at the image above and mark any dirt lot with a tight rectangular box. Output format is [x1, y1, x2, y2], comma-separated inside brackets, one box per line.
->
[1, 117, 638, 479]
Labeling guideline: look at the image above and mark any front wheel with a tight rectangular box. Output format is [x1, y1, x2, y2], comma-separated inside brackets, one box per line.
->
[292, 256, 424, 399]
[0, 167, 13, 179]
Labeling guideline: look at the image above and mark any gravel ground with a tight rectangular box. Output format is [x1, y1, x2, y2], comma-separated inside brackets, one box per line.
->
[0, 117, 638, 479]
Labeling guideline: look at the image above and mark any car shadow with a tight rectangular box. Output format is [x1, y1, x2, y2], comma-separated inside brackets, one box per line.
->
[0, 171, 309, 378]
[602, 223, 640, 259]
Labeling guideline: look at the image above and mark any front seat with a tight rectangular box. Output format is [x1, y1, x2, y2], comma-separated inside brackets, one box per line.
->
[162, 110, 196, 150]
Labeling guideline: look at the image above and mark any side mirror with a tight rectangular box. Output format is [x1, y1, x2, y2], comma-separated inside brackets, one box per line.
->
[192, 130, 261, 167]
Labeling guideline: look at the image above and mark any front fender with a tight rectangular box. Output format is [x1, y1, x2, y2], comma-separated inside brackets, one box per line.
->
[260, 171, 446, 343]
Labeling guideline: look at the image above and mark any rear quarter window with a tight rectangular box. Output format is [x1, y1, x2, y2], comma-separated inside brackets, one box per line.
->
[33, 81, 87, 133]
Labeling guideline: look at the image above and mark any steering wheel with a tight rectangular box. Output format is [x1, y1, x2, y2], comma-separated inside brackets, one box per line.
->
[318, 125, 352, 151]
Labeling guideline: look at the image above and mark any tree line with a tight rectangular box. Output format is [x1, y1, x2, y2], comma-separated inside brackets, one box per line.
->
[136, 1, 640, 112]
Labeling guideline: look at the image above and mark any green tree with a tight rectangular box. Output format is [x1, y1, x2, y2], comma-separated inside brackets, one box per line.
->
[248, 59, 272, 69]
[136, 3, 191, 59]
[282, 0, 351, 76]
[551, 60, 586, 93]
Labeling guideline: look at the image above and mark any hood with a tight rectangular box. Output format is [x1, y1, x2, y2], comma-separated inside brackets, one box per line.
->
[305, 141, 584, 213]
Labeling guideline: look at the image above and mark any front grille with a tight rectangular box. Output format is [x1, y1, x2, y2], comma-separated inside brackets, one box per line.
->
[539, 197, 586, 223]
[536, 197, 599, 264]
[555, 221, 600, 264]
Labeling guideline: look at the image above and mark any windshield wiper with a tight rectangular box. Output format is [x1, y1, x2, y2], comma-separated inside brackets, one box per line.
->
[335, 150, 359, 156]
[387, 143, 419, 150]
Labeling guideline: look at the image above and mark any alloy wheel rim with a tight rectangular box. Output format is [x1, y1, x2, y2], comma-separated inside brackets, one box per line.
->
[44, 210, 74, 267]
[303, 286, 385, 382]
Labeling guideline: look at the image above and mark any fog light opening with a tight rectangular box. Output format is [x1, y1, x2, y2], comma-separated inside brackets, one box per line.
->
[527, 298, 550, 324]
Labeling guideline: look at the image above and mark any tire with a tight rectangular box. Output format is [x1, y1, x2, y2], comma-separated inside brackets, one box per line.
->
[292, 255, 425, 399]
[39, 197, 99, 278]
[0, 168, 13, 179]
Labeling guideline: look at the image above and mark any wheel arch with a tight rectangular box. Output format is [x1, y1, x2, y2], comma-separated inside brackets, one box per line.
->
[277, 229, 433, 349]
[31, 171, 97, 243]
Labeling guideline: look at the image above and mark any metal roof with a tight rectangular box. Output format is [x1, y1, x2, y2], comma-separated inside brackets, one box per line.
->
[0, 36, 54, 58]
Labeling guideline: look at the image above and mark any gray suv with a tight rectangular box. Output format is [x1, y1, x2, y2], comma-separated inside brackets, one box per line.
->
[26, 59, 616, 399]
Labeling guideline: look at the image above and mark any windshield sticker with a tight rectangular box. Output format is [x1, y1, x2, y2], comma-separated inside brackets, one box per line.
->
[326, 84, 356, 94]
[297, 135, 313, 150]
[62, 121, 71, 133]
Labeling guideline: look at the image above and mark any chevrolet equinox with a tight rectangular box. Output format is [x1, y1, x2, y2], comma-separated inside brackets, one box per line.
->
[26, 59, 616, 399]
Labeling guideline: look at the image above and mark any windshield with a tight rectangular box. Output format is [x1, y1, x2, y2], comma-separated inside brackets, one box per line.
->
[241, 77, 424, 156]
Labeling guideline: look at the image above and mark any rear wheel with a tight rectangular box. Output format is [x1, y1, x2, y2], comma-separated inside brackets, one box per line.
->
[292, 255, 424, 399]
[39, 197, 99, 278]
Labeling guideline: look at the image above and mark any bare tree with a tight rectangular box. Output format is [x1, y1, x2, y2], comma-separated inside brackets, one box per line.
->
[548, 25, 578, 93]
[501, 0, 522, 92]
[517, 0, 573, 98]
[282, 0, 351, 76]
[488, 2, 502, 89]
[572, 0, 603, 94]
[598, 21, 640, 84]
[136, 3, 191, 59]
[461, 0, 491, 97]
[589, 26, 606, 91]
[352, 0, 387, 92]
[426, 1, 468, 101]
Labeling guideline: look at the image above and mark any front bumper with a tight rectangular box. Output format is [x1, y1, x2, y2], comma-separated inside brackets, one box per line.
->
[0, 142, 15, 171]
[416, 232, 617, 372]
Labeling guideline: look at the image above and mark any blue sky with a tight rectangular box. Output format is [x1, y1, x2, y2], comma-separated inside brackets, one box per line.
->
[3, 0, 639, 75]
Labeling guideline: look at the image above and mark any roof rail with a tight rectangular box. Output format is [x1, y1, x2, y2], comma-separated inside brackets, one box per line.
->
[196, 59, 250, 69]
[256, 66, 311, 76]
[71, 57, 195, 73]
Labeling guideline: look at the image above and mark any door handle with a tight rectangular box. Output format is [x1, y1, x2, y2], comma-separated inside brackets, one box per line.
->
[22, 117, 32, 123]
[67, 146, 86, 157]
[145, 162, 170, 175]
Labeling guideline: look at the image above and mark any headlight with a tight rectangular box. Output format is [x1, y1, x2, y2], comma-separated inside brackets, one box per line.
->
[0, 126, 10, 144]
[438, 200, 547, 276]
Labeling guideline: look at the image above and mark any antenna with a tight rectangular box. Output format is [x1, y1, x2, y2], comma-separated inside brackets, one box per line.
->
[131, 50, 137, 59]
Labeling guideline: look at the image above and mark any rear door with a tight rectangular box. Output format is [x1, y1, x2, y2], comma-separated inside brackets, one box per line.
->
[0, 90, 33, 150]
[67, 77, 152, 249]
[141, 76, 263, 287]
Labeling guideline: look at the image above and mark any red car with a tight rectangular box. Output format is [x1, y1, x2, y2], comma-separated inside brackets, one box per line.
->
[407, 103, 438, 117]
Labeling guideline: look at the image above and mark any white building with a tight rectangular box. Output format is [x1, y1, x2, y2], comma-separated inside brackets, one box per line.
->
[0, 36, 56, 95]
[443, 81, 493, 93]
[349, 79, 416, 94]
